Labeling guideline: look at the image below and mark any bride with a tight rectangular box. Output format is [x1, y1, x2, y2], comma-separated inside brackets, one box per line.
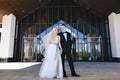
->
[39, 28, 63, 79]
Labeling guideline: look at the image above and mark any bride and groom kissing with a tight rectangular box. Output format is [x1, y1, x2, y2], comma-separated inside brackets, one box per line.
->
[39, 24, 80, 79]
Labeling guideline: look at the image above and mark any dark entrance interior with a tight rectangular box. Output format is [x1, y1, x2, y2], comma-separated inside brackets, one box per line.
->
[14, 0, 111, 62]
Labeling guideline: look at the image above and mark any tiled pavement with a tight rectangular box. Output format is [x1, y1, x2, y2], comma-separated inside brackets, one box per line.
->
[0, 62, 120, 80]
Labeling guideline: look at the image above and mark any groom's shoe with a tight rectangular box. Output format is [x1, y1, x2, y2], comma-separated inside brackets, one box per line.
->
[64, 74, 68, 77]
[72, 74, 80, 77]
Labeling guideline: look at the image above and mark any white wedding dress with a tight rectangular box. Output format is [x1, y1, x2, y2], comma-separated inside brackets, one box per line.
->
[39, 37, 63, 79]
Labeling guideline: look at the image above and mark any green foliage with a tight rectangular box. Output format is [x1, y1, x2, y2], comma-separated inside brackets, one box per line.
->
[37, 53, 44, 62]
[78, 51, 90, 61]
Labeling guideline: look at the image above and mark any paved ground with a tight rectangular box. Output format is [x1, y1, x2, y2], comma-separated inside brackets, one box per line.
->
[0, 62, 120, 80]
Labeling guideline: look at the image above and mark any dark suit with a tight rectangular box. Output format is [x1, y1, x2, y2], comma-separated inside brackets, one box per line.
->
[58, 32, 76, 76]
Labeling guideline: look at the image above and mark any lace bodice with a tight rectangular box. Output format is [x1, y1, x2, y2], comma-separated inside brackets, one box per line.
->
[53, 36, 59, 44]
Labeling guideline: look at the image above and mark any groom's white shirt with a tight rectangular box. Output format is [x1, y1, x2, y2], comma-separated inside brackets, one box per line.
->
[63, 32, 67, 41]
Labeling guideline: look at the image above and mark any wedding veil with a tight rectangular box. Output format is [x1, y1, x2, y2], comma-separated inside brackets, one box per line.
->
[40, 30, 53, 57]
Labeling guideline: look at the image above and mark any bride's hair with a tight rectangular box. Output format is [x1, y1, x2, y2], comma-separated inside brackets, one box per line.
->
[49, 28, 58, 43]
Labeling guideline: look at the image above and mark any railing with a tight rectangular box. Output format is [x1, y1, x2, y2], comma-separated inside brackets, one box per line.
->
[21, 36, 103, 62]
[74, 36, 103, 62]
[21, 36, 41, 62]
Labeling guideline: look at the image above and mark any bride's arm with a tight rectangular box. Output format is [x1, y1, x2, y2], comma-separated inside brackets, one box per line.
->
[58, 36, 62, 54]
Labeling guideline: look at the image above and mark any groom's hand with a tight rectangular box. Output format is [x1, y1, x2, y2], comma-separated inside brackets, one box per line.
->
[71, 37, 73, 41]
[71, 37, 75, 43]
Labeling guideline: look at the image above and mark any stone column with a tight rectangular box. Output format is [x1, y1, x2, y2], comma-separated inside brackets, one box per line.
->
[0, 14, 16, 62]
[108, 12, 120, 62]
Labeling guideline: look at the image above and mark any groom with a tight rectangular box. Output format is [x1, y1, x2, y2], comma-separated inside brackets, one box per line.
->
[58, 24, 80, 77]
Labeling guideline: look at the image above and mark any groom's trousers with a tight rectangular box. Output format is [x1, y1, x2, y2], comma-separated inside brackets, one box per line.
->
[61, 50, 76, 76]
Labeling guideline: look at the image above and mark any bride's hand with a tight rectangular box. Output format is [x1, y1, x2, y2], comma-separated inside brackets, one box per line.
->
[60, 49, 62, 54]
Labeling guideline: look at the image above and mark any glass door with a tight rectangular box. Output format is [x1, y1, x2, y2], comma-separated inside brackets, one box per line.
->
[21, 36, 43, 62]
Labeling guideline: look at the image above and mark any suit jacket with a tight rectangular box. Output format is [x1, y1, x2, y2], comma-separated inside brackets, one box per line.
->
[58, 32, 75, 52]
